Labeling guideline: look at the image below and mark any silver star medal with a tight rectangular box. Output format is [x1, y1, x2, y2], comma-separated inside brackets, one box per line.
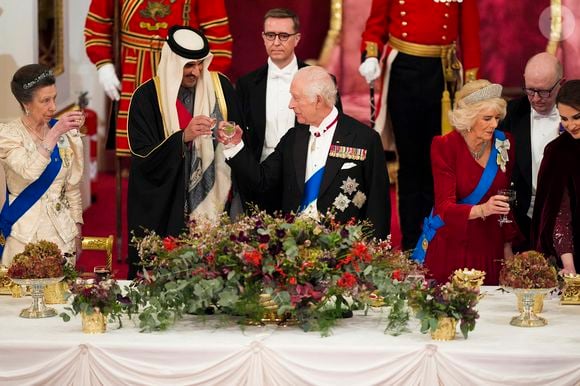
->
[352, 191, 367, 208]
[341, 176, 359, 195]
[333, 193, 350, 212]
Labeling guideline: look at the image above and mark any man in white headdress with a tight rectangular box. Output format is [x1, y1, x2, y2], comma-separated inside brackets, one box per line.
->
[126, 25, 242, 278]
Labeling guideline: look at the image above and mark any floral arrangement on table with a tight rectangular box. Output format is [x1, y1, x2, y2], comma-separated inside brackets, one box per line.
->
[127, 211, 421, 336]
[7, 240, 65, 279]
[60, 277, 126, 327]
[407, 280, 480, 339]
[499, 251, 558, 289]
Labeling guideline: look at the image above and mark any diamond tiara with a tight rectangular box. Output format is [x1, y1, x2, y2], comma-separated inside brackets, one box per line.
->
[22, 70, 53, 90]
[461, 83, 503, 105]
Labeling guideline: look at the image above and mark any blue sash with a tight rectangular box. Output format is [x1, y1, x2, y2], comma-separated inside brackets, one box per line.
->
[0, 119, 62, 254]
[299, 167, 325, 212]
[411, 130, 506, 263]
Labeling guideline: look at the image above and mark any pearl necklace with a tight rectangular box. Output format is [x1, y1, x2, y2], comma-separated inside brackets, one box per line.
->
[21, 118, 47, 141]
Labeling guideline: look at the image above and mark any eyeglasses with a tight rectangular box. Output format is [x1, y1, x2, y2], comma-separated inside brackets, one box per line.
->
[262, 32, 298, 42]
[522, 78, 561, 98]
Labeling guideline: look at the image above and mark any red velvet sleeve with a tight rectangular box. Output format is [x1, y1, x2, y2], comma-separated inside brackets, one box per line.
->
[431, 135, 472, 243]
[553, 188, 575, 256]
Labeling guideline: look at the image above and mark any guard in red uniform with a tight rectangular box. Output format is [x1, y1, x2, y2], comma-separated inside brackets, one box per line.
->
[359, 0, 481, 250]
[84, 0, 233, 156]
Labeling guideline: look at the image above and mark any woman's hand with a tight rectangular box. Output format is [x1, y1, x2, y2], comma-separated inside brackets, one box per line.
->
[560, 253, 576, 275]
[183, 115, 213, 142]
[481, 194, 510, 216]
[50, 111, 85, 137]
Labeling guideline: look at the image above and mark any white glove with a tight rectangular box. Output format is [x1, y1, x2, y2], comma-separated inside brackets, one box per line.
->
[358, 57, 381, 84]
[97, 63, 121, 101]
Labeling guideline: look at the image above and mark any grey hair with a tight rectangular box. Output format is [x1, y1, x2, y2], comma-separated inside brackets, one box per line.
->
[450, 79, 507, 132]
[295, 66, 337, 106]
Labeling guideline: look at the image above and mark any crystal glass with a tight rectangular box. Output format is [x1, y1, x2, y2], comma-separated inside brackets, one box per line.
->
[221, 121, 237, 140]
[10, 276, 64, 318]
[497, 188, 516, 225]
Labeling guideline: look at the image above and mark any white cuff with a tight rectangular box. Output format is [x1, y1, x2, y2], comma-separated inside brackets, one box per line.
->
[223, 141, 244, 160]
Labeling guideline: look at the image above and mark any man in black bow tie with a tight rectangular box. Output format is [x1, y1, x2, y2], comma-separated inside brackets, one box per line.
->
[235, 8, 341, 213]
[500, 52, 563, 250]
[222, 66, 390, 239]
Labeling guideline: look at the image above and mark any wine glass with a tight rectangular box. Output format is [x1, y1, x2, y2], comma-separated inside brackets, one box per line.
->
[497, 188, 516, 225]
[207, 112, 218, 139]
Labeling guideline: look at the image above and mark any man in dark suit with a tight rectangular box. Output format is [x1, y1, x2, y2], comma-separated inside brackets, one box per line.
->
[500, 52, 563, 250]
[221, 66, 390, 239]
[236, 8, 341, 212]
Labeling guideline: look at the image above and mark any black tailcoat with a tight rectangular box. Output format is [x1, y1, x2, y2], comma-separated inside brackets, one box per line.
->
[227, 113, 391, 239]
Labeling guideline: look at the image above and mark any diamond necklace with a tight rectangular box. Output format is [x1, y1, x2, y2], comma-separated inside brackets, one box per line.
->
[468, 140, 488, 160]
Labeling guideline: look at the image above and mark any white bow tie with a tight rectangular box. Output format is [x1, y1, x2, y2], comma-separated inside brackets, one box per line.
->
[533, 109, 559, 120]
[269, 69, 293, 82]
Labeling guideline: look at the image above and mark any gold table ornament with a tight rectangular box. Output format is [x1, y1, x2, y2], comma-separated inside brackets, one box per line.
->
[452, 268, 486, 292]
[81, 307, 107, 334]
[431, 317, 457, 341]
[506, 287, 554, 327]
[561, 274, 580, 305]
[44, 281, 69, 304]
[9, 277, 64, 318]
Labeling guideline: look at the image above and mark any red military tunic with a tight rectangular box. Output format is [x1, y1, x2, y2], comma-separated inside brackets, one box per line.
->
[84, 0, 232, 156]
[361, 0, 480, 78]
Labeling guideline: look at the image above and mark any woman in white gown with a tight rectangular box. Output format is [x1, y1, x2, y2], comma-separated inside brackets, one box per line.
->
[0, 64, 85, 266]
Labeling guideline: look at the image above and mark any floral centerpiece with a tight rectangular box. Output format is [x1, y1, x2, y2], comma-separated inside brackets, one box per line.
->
[128, 211, 421, 336]
[60, 277, 126, 331]
[499, 251, 558, 319]
[7, 240, 64, 279]
[408, 280, 480, 339]
[499, 251, 558, 289]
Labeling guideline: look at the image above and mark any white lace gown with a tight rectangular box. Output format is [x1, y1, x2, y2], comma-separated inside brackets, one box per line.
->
[0, 119, 84, 266]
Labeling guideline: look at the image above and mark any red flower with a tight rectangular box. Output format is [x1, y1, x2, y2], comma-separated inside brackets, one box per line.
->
[392, 269, 402, 281]
[243, 249, 262, 266]
[351, 242, 372, 263]
[163, 237, 177, 251]
[289, 277, 297, 285]
[337, 272, 357, 288]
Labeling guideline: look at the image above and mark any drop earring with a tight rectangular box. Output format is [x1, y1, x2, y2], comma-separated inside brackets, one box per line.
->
[25, 109, 30, 116]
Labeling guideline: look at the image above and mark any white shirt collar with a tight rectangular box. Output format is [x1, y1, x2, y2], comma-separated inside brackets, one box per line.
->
[267, 56, 298, 79]
[309, 107, 339, 137]
[532, 105, 559, 120]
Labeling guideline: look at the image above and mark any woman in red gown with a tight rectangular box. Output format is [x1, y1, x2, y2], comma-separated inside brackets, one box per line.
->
[423, 80, 520, 284]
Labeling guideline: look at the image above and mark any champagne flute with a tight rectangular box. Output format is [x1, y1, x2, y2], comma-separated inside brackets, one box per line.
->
[497, 188, 516, 225]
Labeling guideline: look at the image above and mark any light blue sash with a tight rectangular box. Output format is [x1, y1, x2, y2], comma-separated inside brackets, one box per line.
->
[411, 130, 506, 263]
[299, 167, 325, 212]
[0, 119, 62, 254]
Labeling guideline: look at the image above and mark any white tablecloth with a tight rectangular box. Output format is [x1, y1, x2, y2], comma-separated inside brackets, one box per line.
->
[0, 287, 579, 386]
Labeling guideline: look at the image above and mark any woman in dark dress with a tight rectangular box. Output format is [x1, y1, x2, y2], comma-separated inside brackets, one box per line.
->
[531, 80, 580, 274]
[422, 80, 520, 284]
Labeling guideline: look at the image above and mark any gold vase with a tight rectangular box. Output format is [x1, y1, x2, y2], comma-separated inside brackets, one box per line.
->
[81, 308, 107, 334]
[561, 274, 580, 305]
[44, 281, 68, 304]
[431, 317, 457, 341]
[517, 292, 544, 313]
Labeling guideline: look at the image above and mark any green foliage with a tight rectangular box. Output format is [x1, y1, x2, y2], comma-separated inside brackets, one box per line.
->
[127, 211, 423, 336]
[408, 281, 480, 339]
